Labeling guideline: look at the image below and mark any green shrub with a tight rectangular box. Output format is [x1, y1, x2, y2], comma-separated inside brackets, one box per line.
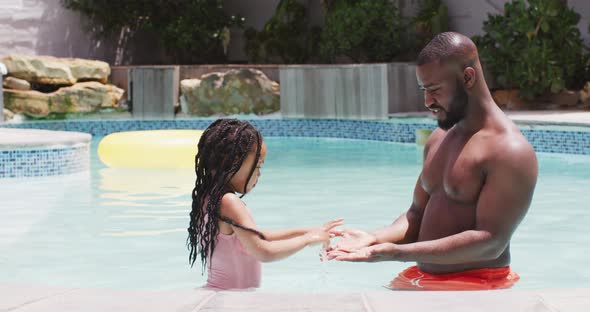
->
[244, 0, 320, 64]
[62, 0, 243, 64]
[319, 0, 408, 63]
[473, 0, 584, 99]
[411, 0, 449, 53]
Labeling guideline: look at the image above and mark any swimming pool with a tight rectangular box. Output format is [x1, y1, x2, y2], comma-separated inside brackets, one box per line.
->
[1, 135, 589, 292]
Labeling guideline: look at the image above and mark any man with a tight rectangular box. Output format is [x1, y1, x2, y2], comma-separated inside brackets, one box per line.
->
[327, 32, 538, 290]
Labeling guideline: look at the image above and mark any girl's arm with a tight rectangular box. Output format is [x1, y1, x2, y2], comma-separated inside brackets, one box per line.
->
[263, 217, 344, 240]
[262, 228, 311, 241]
[220, 193, 341, 262]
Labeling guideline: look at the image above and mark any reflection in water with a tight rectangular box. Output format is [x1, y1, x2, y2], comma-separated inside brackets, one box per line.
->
[4, 137, 590, 290]
[0, 171, 91, 246]
[101, 228, 185, 237]
[99, 167, 193, 204]
[98, 167, 194, 236]
[110, 215, 185, 220]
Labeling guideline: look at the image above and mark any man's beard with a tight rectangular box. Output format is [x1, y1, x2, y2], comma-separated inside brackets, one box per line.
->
[438, 84, 468, 130]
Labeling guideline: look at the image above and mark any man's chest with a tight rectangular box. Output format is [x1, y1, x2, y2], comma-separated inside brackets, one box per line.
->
[421, 136, 486, 204]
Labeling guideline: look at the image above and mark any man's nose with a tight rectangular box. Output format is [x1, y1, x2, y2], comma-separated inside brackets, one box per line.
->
[424, 92, 435, 108]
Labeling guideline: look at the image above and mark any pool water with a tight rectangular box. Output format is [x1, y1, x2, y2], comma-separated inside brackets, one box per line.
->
[1, 137, 589, 291]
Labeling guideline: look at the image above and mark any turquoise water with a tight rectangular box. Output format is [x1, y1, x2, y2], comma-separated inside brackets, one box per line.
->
[1, 137, 589, 291]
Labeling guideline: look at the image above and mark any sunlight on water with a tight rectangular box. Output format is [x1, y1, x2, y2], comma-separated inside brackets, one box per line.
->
[1, 137, 589, 291]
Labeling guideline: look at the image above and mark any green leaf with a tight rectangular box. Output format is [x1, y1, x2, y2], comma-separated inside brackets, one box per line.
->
[472, 0, 583, 100]
[319, 0, 409, 63]
[550, 79, 564, 93]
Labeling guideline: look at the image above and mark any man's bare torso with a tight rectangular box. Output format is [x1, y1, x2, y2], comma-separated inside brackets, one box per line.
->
[418, 125, 515, 273]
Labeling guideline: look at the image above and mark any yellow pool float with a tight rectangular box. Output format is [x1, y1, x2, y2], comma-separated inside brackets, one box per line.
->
[97, 130, 204, 169]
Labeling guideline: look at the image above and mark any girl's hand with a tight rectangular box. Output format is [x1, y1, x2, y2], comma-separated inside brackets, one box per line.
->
[305, 218, 344, 246]
[322, 218, 344, 233]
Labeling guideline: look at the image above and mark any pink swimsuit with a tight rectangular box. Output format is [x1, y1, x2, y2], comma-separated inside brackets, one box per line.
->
[205, 209, 261, 290]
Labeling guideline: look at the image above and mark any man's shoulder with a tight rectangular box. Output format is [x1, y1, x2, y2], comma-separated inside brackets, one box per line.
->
[423, 127, 447, 151]
[478, 125, 536, 169]
[487, 122, 530, 147]
[478, 125, 539, 195]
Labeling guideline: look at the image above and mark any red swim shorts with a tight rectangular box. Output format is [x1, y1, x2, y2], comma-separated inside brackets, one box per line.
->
[387, 265, 520, 291]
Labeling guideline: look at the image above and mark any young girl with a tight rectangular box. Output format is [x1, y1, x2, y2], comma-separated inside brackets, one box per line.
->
[187, 119, 342, 290]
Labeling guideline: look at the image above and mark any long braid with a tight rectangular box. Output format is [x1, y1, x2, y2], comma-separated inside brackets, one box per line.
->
[242, 131, 261, 196]
[187, 119, 266, 272]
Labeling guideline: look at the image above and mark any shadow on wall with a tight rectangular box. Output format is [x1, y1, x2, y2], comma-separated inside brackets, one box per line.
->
[32, 0, 169, 65]
[31, 0, 114, 62]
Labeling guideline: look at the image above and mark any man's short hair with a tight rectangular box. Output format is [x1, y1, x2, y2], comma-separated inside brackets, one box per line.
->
[417, 32, 476, 68]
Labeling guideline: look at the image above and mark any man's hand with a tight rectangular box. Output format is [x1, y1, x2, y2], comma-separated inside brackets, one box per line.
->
[325, 228, 377, 258]
[329, 243, 398, 262]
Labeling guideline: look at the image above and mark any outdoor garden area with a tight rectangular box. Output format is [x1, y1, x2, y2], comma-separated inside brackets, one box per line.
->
[1, 1, 590, 311]
[2, 0, 590, 122]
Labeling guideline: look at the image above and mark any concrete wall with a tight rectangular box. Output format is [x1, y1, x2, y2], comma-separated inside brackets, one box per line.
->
[280, 64, 390, 119]
[110, 63, 423, 117]
[279, 63, 425, 118]
[2, 0, 590, 63]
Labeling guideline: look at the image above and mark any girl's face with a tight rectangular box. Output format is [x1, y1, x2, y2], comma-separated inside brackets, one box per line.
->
[229, 141, 267, 195]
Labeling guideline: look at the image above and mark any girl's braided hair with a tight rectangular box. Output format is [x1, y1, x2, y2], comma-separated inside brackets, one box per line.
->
[187, 119, 266, 272]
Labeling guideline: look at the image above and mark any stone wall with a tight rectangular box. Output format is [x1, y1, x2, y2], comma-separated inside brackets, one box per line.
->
[1, 55, 124, 118]
[110, 63, 425, 117]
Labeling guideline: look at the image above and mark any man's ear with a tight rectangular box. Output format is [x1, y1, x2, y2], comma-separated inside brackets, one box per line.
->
[463, 67, 476, 88]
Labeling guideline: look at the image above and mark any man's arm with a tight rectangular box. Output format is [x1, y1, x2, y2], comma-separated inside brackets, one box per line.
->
[370, 128, 443, 244]
[327, 174, 428, 257]
[371, 175, 429, 244]
[335, 138, 538, 263]
[328, 130, 440, 254]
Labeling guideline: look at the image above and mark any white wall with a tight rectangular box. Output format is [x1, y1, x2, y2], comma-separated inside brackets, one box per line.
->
[1, 0, 590, 64]
[0, 0, 117, 62]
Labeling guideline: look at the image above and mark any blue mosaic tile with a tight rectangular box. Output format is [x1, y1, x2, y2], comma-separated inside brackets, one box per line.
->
[1, 119, 589, 155]
[0, 144, 89, 178]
